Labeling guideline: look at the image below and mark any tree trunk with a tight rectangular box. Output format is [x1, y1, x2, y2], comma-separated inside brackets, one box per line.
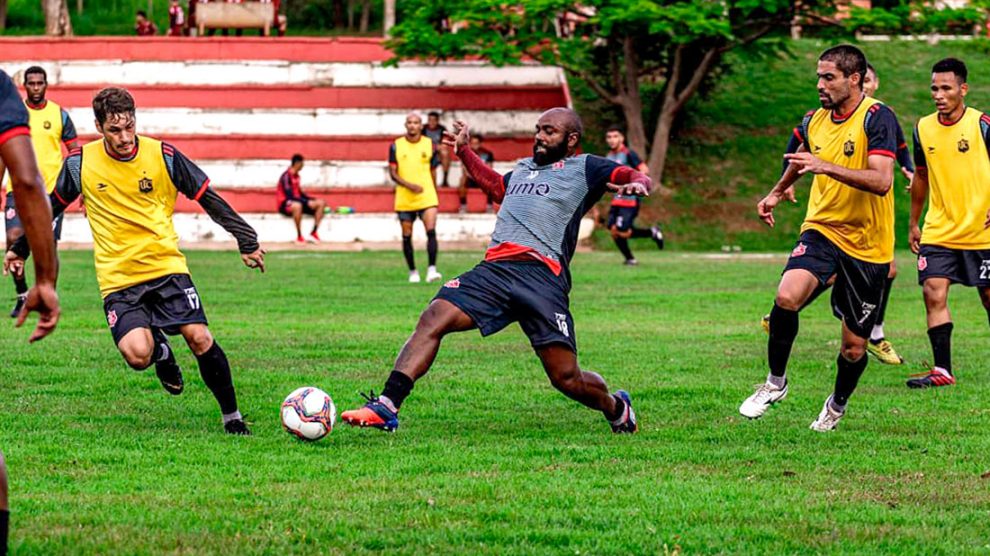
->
[647, 107, 677, 186]
[43, 0, 73, 36]
[76, 0, 82, 15]
[360, 0, 371, 33]
[346, 0, 355, 30]
[0, 0, 7, 31]
[384, 0, 395, 35]
[618, 37, 648, 160]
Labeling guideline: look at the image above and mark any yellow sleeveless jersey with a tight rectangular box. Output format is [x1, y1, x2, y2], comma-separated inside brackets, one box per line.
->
[914, 107, 990, 249]
[799, 97, 897, 263]
[4, 100, 77, 194]
[79, 137, 192, 296]
[390, 136, 439, 212]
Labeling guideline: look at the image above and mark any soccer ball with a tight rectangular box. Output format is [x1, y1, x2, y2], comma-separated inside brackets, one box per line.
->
[281, 387, 336, 441]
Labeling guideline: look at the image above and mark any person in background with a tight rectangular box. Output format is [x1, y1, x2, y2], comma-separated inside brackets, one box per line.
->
[458, 134, 495, 214]
[424, 112, 451, 187]
[276, 154, 326, 244]
[168, 0, 186, 36]
[135, 10, 158, 36]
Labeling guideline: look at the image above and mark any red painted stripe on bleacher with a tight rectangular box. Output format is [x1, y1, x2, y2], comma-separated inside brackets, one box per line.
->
[44, 85, 566, 110]
[0, 37, 391, 63]
[76, 135, 536, 161]
[64, 187, 491, 214]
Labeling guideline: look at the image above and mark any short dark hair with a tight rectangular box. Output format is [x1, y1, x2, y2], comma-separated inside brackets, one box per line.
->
[866, 63, 876, 75]
[291, 154, 304, 165]
[427, 111, 440, 119]
[606, 125, 625, 135]
[23, 66, 46, 84]
[932, 58, 967, 83]
[92, 87, 136, 125]
[819, 44, 868, 87]
[471, 133, 483, 142]
[136, 10, 147, 17]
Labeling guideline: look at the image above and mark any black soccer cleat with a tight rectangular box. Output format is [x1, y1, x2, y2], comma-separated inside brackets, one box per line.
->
[610, 390, 638, 434]
[651, 225, 665, 250]
[9, 294, 25, 318]
[224, 419, 252, 435]
[155, 359, 184, 396]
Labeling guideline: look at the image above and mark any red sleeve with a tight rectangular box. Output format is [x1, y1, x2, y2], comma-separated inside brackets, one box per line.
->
[457, 144, 506, 203]
[608, 165, 652, 193]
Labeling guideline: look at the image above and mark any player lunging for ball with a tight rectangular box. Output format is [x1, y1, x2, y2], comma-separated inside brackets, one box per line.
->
[5, 88, 265, 435]
[342, 108, 649, 433]
[740, 45, 900, 431]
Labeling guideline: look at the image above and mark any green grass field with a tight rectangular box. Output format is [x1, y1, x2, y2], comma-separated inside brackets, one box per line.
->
[2, 249, 990, 554]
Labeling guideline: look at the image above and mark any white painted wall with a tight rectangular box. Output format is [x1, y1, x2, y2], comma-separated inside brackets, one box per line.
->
[198, 160, 518, 188]
[1, 61, 563, 87]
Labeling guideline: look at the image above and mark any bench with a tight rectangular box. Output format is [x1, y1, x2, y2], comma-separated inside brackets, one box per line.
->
[196, 2, 275, 36]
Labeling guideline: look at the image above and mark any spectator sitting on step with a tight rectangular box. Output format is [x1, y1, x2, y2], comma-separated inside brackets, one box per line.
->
[423, 111, 451, 187]
[457, 133, 495, 214]
[168, 0, 186, 36]
[276, 154, 326, 244]
[135, 10, 158, 36]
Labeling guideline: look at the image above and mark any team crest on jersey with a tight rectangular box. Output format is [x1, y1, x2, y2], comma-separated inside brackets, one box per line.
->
[42, 120, 51, 130]
[444, 278, 460, 289]
[918, 256, 928, 271]
[526, 170, 540, 179]
[552, 161, 565, 170]
[5, 208, 14, 220]
[843, 140, 855, 156]
[791, 242, 807, 257]
[106, 310, 118, 328]
[138, 177, 153, 193]
[958, 138, 970, 153]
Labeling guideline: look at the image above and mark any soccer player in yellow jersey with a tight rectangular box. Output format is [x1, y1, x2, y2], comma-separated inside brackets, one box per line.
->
[5, 88, 266, 435]
[907, 58, 990, 389]
[0, 67, 79, 318]
[739, 45, 900, 431]
[390, 113, 441, 284]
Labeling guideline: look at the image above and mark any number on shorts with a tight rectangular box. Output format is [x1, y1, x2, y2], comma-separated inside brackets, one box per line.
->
[184, 287, 200, 310]
[981, 261, 990, 280]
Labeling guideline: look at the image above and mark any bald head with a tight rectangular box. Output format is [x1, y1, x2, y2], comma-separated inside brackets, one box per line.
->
[533, 108, 583, 165]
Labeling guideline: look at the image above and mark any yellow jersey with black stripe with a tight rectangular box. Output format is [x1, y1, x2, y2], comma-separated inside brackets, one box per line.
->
[3, 99, 77, 194]
[389, 136, 439, 212]
[796, 97, 899, 263]
[914, 107, 990, 249]
[53, 137, 211, 297]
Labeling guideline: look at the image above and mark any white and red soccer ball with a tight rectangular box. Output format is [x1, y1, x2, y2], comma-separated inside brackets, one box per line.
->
[280, 387, 336, 441]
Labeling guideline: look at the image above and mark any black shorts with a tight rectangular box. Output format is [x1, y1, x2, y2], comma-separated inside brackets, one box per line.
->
[397, 209, 429, 222]
[5, 191, 63, 241]
[783, 230, 889, 339]
[607, 206, 638, 232]
[103, 274, 208, 345]
[278, 199, 316, 217]
[434, 260, 577, 352]
[917, 244, 990, 287]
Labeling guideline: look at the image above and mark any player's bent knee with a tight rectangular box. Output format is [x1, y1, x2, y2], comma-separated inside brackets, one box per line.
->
[840, 342, 866, 362]
[181, 325, 214, 354]
[774, 292, 804, 312]
[121, 349, 153, 371]
[922, 282, 948, 306]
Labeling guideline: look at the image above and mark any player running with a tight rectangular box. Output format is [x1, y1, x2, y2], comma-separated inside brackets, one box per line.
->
[0, 67, 79, 318]
[907, 58, 990, 389]
[740, 45, 900, 431]
[0, 70, 60, 341]
[603, 126, 664, 265]
[341, 108, 649, 433]
[760, 63, 912, 366]
[5, 88, 265, 435]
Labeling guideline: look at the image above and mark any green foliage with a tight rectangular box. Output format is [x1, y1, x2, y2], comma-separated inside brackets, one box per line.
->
[5, 249, 990, 553]
[845, 2, 987, 36]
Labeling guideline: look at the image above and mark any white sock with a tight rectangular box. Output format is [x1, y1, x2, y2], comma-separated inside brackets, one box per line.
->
[428, 265, 437, 274]
[933, 366, 951, 377]
[766, 373, 786, 389]
[378, 395, 398, 413]
[870, 323, 885, 342]
[222, 411, 242, 424]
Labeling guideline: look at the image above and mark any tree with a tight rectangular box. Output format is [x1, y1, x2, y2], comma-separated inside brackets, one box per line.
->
[43, 0, 73, 36]
[388, 0, 838, 185]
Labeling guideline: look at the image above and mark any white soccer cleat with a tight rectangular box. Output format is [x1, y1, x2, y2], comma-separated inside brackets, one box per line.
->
[408, 270, 421, 283]
[739, 381, 788, 419]
[426, 267, 442, 283]
[809, 396, 844, 432]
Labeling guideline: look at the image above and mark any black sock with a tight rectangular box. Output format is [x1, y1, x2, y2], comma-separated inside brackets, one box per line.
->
[833, 353, 868, 407]
[1, 509, 7, 556]
[426, 229, 438, 267]
[380, 370, 414, 409]
[12, 275, 26, 296]
[614, 237, 634, 261]
[150, 328, 174, 365]
[401, 235, 415, 270]
[607, 393, 626, 421]
[195, 341, 239, 416]
[928, 322, 953, 374]
[768, 303, 799, 379]
[630, 227, 652, 239]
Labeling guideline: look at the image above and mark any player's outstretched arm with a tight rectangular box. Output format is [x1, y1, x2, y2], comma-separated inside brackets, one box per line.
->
[197, 188, 265, 273]
[446, 120, 507, 203]
[785, 151, 894, 196]
[605, 165, 652, 197]
[0, 135, 60, 341]
[908, 167, 930, 254]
